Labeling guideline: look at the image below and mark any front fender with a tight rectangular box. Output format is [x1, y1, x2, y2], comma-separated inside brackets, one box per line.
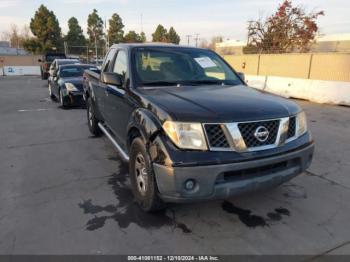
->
[127, 108, 162, 145]
[127, 108, 175, 166]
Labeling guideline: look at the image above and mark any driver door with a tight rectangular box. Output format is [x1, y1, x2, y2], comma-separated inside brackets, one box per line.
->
[104, 49, 132, 148]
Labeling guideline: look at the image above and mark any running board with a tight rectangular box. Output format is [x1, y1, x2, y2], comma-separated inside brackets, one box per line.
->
[98, 122, 130, 162]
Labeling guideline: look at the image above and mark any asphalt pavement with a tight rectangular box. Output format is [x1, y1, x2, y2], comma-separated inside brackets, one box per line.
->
[0, 76, 349, 255]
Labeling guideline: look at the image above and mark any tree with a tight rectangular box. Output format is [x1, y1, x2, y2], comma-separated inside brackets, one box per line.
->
[87, 9, 105, 50]
[108, 13, 124, 44]
[21, 25, 31, 40]
[1, 24, 29, 48]
[1, 24, 32, 52]
[28, 5, 63, 52]
[152, 24, 168, 42]
[246, 0, 324, 53]
[140, 32, 147, 43]
[124, 31, 143, 43]
[199, 36, 223, 50]
[167, 27, 180, 44]
[64, 17, 86, 54]
[22, 38, 42, 54]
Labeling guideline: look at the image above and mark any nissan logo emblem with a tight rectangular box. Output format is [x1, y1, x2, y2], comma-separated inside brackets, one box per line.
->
[254, 126, 269, 142]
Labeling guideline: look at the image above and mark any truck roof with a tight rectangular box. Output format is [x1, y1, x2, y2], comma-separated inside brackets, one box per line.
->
[59, 63, 96, 69]
[110, 43, 207, 50]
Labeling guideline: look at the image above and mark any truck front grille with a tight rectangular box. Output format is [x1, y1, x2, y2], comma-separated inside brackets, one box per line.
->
[203, 116, 298, 152]
[238, 120, 280, 147]
[204, 124, 230, 148]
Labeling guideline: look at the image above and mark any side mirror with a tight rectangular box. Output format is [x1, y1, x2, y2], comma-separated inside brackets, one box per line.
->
[102, 72, 123, 87]
[237, 72, 245, 82]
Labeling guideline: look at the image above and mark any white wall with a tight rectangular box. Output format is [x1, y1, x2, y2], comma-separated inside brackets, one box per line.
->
[3, 66, 40, 76]
[245, 75, 350, 106]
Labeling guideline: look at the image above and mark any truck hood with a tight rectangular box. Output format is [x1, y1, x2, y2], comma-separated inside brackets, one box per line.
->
[139, 85, 301, 122]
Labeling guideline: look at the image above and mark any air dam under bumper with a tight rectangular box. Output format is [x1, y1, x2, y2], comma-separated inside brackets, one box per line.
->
[153, 143, 314, 203]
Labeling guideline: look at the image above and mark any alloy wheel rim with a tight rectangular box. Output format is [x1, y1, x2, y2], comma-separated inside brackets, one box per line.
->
[134, 153, 148, 195]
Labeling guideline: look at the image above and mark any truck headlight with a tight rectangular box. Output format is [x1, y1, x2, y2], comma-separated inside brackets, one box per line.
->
[163, 121, 208, 150]
[65, 83, 78, 92]
[296, 111, 308, 137]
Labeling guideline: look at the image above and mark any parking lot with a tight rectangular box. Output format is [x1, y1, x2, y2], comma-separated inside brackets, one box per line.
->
[0, 76, 349, 256]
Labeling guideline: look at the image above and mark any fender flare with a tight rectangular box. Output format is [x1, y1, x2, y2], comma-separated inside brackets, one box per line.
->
[126, 108, 163, 150]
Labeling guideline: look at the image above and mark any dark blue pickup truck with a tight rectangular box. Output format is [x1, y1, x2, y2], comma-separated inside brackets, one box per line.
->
[83, 43, 314, 212]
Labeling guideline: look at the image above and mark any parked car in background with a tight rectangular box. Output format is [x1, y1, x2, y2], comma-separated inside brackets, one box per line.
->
[83, 43, 314, 212]
[49, 64, 99, 108]
[48, 58, 80, 79]
[38, 53, 66, 80]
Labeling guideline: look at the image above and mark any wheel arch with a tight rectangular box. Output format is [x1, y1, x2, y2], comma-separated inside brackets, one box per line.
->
[126, 108, 163, 152]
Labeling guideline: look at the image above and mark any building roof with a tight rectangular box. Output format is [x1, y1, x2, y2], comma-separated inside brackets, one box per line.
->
[0, 41, 10, 48]
[216, 40, 246, 48]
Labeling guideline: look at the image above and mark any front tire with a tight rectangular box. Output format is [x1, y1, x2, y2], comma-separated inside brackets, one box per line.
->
[59, 89, 67, 108]
[129, 137, 164, 212]
[87, 97, 101, 136]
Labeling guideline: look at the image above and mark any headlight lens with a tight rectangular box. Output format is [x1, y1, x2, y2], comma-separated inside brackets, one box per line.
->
[296, 111, 307, 137]
[163, 121, 208, 150]
[65, 83, 78, 92]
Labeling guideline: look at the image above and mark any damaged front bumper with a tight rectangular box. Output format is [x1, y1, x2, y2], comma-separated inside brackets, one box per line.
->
[153, 142, 314, 203]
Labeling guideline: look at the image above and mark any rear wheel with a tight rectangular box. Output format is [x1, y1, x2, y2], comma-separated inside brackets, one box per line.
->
[42, 72, 48, 80]
[129, 137, 164, 212]
[87, 97, 101, 136]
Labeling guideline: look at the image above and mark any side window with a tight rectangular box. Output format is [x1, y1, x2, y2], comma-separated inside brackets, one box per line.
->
[102, 49, 116, 72]
[113, 50, 127, 80]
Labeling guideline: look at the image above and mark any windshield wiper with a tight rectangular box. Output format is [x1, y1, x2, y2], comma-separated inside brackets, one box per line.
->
[183, 80, 225, 86]
[141, 81, 179, 87]
[185, 80, 242, 86]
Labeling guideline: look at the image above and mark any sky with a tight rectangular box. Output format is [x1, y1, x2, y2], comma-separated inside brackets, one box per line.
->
[0, 0, 349, 45]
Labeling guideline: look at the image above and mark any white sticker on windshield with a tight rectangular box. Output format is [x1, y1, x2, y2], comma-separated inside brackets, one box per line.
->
[194, 57, 217, 68]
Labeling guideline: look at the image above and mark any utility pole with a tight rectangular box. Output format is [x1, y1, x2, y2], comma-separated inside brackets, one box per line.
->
[194, 33, 200, 47]
[185, 35, 192, 46]
[141, 13, 144, 33]
[94, 31, 98, 65]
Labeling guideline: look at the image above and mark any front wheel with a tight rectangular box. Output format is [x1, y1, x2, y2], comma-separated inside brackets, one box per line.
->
[59, 89, 67, 108]
[129, 137, 164, 212]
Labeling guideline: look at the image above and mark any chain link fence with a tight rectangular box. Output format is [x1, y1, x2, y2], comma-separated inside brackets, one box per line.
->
[65, 45, 107, 66]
